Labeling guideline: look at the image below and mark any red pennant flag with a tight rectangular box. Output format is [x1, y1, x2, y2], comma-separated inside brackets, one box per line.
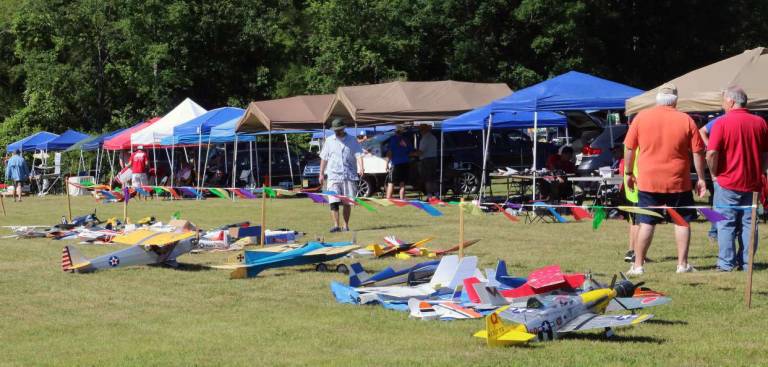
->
[494, 204, 519, 222]
[665, 207, 689, 227]
[563, 203, 592, 220]
[389, 199, 409, 207]
[428, 197, 447, 206]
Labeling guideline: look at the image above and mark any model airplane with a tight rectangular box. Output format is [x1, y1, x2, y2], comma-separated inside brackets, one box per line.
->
[371, 236, 434, 258]
[215, 240, 360, 279]
[62, 229, 198, 273]
[349, 260, 440, 287]
[475, 289, 654, 346]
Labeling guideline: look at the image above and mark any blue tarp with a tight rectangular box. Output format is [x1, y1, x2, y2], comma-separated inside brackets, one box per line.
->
[7, 131, 59, 152]
[490, 71, 643, 113]
[35, 129, 91, 151]
[169, 107, 245, 144]
[441, 105, 566, 132]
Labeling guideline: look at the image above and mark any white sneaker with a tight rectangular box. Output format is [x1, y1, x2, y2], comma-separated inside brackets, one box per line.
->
[676, 264, 697, 273]
[626, 265, 644, 276]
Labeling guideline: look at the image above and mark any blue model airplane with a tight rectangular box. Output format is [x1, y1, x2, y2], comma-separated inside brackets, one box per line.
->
[217, 241, 360, 279]
[348, 260, 440, 287]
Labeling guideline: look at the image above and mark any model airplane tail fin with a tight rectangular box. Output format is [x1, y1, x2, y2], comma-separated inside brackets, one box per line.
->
[61, 246, 90, 272]
[495, 259, 508, 278]
[372, 244, 385, 257]
[348, 263, 369, 287]
[474, 312, 535, 346]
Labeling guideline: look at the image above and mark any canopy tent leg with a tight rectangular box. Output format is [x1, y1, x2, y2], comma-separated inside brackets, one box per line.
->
[152, 146, 158, 186]
[196, 133, 202, 190]
[254, 138, 261, 186]
[232, 135, 239, 201]
[249, 140, 255, 188]
[284, 133, 294, 186]
[170, 145, 175, 188]
[439, 130, 444, 199]
[532, 112, 538, 201]
[95, 148, 102, 182]
[201, 136, 212, 189]
[268, 130, 272, 187]
[478, 114, 493, 204]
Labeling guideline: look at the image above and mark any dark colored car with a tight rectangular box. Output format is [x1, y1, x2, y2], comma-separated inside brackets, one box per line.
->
[301, 127, 534, 197]
[577, 124, 628, 176]
[208, 143, 310, 189]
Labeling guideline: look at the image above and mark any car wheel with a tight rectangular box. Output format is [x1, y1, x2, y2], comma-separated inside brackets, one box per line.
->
[357, 176, 375, 197]
[455, 172, 480, 194]
[315, 263, 328, 272]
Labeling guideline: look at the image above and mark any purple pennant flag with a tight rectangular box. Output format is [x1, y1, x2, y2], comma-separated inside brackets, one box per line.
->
[699, 208, 727, 223]
[122, 187, 130, 204]
[238, 188, 257, 199]
[306, 193, 327, 204]
[506, 203, 522, 210]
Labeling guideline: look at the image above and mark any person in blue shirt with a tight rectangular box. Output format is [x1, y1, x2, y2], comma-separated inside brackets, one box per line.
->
[699, 115, 722, 243]
[5, 150, 29, 202]
[386, 125, 413, 200]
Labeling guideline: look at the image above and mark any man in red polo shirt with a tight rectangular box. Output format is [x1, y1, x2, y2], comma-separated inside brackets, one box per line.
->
[707, 87, 768, 271]
[624, 83, 707, 276]
[129, 145, 150, 189]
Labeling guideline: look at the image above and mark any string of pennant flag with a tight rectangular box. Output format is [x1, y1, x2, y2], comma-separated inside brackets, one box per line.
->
[72, 181, 754, 230]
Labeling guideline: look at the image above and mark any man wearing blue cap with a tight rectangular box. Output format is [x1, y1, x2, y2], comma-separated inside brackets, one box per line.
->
[5, 150, 29, 202]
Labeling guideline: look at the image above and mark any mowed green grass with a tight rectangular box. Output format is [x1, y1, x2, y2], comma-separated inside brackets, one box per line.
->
[0, 195, 766, 367]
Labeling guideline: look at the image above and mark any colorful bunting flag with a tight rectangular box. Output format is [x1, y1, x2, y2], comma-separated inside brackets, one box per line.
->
[618, 205, 664, 218]
[563, 203, 591, 220]
[355, 198, 378, 212]
[363, 198, 393, 206]
[263, 187, 277, 198]
[665, 207, 689, 227]
[699, 208, 727, 223]
[493, 204, 519, 222]
[122, 187, 130, 204]
[547, 207, 568, 223]
[171, 211, 181, 220]
[389, 199, 410, 207]
[305, 193, 327, 204]
[592, 205, 606, 230]
[209, 188, 229, 199]
[410, 201, 443, 217]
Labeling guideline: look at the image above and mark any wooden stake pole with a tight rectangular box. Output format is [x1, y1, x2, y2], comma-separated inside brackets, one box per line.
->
[260, 185, 267, 248]
[459, 197, 465, 259]
[745, 192, 759, 308]
[123, 190, 129, 224]
[65, 176, 72, 222]
[0, 190, 6, 216]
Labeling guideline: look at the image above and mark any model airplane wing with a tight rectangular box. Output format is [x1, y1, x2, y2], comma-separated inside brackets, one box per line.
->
[111, 229, 195, 247]
[410, 237, 434, 248]
[434, 239, 481, 255]
[303, 244, 359, 256]
[558, 313, 653, 333]
[497, 306, 540, 324]
[606, 296, 671, 311]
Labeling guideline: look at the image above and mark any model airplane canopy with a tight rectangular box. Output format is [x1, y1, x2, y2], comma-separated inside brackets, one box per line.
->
[131, 98, 207, 146]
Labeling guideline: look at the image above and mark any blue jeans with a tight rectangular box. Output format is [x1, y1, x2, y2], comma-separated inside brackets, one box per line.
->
[714, 183, 757, 270]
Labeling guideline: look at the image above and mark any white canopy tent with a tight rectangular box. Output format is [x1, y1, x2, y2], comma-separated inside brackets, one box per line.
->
[130, 98, 207, 146]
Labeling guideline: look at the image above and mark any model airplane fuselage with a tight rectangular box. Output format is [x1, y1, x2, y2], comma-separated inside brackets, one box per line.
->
[226, 241, 359, 279]
[475, 289, 653, 346]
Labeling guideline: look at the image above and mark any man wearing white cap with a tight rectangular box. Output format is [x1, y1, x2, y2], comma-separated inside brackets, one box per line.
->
[319, 118, 364, 232]
[129, 145, 150, 189]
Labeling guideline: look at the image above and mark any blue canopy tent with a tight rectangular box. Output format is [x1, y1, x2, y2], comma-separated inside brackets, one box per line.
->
[80, 128, 127, 152]
[35, 129, 91, 151]
[471, 71, 642, 201]
[7, 131, 58, 152]
[440, 107, 567, 196]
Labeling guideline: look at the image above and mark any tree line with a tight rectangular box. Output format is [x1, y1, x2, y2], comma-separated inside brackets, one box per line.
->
[1, 0, 767, 147]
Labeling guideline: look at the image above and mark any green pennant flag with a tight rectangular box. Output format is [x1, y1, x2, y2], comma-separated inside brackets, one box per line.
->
[355, 198, 377, 212]
[448, 201, 460, 205]
[264, 187, 277, 198]
[171, 211, 181, 220]
[209, 188, 229, 199]
[153, 187, 164, 195]
[592, 205, 606, 230]
[460, 202, 483, 216]
[81, 180, 94, 187]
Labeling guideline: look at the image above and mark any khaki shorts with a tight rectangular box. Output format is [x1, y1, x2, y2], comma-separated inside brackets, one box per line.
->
[131, 173, 148, 188]
[326, 180, 357, 204]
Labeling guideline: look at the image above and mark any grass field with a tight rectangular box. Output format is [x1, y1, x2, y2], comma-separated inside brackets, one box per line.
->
[0, 195, 766, 366]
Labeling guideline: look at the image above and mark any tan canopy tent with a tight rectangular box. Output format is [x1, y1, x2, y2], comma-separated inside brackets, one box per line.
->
[626, 47, 768, 114]
[326, 80, 512, 123]
[236, 94, 335, 132]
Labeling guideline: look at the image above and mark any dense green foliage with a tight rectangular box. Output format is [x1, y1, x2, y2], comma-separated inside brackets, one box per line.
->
[1, 0, 768, 145]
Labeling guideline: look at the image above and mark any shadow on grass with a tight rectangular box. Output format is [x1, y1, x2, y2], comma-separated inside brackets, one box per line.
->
[646, 319, 688, 326]
[164, 263, 215, 272]
[355, 224, 425, 231]
[656, 255, 716, 263]
[563, 333, 665, 344]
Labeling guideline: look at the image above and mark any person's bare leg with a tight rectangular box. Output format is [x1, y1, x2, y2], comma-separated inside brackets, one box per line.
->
[629, 223, 639, 251]
[386, 183, 394, 199]
[674, 224, 691, 266]
[330, 209, 340, 228]
[634, 223, 655, 268]
[15, 186, 21, 202]
[399, 183, 406, 200]
[342, 205, 352, 230]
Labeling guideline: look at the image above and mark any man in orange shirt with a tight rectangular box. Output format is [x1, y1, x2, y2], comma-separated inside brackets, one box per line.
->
[623, 83, 707, 276]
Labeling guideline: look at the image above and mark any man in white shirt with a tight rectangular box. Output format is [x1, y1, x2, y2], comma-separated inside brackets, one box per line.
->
[319, 118, 365, 232]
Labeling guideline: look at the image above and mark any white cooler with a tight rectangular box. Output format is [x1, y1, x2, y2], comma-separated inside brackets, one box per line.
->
[68, 176, 95, 196]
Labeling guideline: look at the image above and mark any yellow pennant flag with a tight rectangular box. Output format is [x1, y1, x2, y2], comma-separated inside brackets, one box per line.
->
[461, 202, 483, 216]
[618, 205, 664, 218]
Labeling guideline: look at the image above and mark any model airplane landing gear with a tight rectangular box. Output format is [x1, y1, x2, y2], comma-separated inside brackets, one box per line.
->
[335, 263, 349, 274]
[315, 263, 328, 272]
[314, 263, 350, 274]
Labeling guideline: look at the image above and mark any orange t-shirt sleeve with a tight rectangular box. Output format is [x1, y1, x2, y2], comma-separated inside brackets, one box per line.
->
[624, 121, 639, 149]
[688, 120, 705, 153]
